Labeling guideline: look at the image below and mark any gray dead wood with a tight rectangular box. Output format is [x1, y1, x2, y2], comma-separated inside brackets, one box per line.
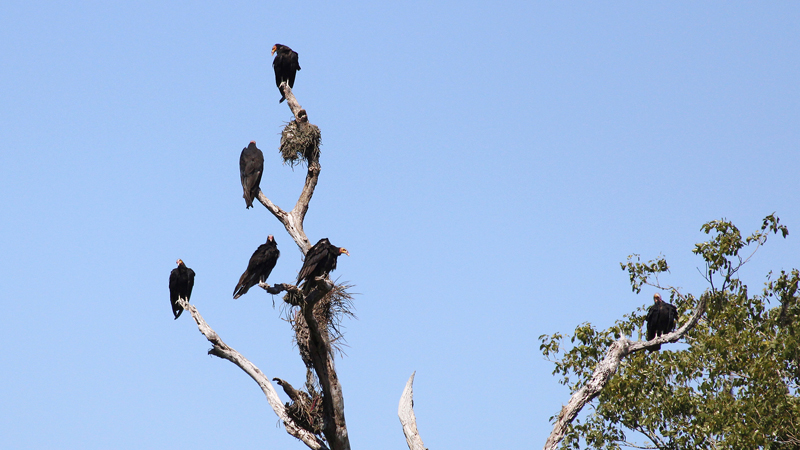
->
[398, 372, 427, 450]
[257, 83, 316, 254]
[176, 297, 327, 450]
[254, 90, 351, 450]
[180, 85, 350, 449]
[280, 82, 308, 124]
[543, 294, 707, 450]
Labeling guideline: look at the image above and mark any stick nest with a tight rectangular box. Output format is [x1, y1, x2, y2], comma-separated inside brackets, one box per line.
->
[288, 282, 356, 370]
[280, 120, 321, 167]
[275, 372, 324, 437]
[285, 392, 324, 436]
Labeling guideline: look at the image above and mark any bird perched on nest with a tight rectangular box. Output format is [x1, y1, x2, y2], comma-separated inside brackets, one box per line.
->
[297, 238, 349, 291]
[272, 44, 301, 103]
[646, 293, 678, 352]
[169, 259, 195, 319]
[234, 235, 280, 299]
[239, 141, 264, 209]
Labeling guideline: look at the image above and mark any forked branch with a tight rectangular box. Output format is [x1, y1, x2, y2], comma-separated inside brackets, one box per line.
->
[254, 88, 350, 450]
[186, 86, 349, 449]
[257, 83, 317, 254]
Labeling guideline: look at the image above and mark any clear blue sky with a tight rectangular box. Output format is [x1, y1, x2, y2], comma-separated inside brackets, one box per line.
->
[1, 2, 798, 448]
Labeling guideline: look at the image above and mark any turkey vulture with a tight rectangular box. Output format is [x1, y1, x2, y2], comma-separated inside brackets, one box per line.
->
[239, 141, 264, 208]
[297, 238, 349, 289]
[645, 293, 678, 352]
[272, 44, 301, 103]
[233, 235, 280, 299]
[169, 259, 195, 320]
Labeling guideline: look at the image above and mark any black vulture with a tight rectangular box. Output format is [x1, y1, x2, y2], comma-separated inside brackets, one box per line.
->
[297, 238, 349, 289]
[272, 44, 301, 103]
[645, 293, 678, 352]
[169, 259, 195, 320]
[239, 141, 264, 208]
[234, 235, 280, 299]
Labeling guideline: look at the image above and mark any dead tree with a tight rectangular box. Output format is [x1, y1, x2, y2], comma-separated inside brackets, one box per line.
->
[176, 81, 426, 450]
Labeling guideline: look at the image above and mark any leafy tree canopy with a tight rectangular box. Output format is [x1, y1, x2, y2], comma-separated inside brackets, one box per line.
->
[540, 215, 799, 449]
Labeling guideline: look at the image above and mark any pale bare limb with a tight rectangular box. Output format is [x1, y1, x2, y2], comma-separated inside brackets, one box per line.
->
[256, 190, 289, 221]
[176, 297, 328, 450]
[543, 295, 707, 450]
[398, 372, 426, 450]
[255, 87, 349, 448]
[255, 85, 318, 254]
[199, 85, 349, 448]
[291, 162, 320, 236]
[281, 82, 307, 123]
[256, 191, 312, 254]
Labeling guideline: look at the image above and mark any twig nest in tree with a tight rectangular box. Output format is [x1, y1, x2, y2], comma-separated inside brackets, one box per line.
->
[280, 120, 321, 166]
[285, 392, 324, 436]
[287, 282, 355, 372]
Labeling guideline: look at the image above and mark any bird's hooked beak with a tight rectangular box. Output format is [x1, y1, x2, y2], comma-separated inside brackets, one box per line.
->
[340, 248, 350, 256]
[271, 45, 277, 55]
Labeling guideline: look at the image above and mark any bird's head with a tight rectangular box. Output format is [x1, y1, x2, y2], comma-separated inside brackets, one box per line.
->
[250, 140, 256, 145]
[271, 44, 280, 55]
[267, 235, 275, 243]
[654, 293, 662, 303]
[339, 248, 350, 257]
[176, 258, 184, 266]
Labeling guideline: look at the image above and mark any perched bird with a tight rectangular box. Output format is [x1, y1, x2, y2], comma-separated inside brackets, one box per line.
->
[239, 141, 264, 208]
[234, 235, 280, 299]
[645, 293, 678, 352]
[297, 238, 349, 290]
[272, 44, 301, 103]
[169, 259, 195, 320]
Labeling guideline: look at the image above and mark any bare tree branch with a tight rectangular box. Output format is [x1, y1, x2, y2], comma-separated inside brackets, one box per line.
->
[281, 82, 308, 124]
[543, 295, 707, 450]
[176, 297, 328, 450]
[182, 86, 351, 449]
[255, 83, 317, 254]
[292, 162, 319, 236]
[398, 372, 427, 450]
[254, 88, 349, 449]
[258, 282, 296, 295]
[257, 190, 312, 254]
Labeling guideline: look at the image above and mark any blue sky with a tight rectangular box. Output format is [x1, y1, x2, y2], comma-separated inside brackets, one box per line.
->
[1, 2, 798, 448]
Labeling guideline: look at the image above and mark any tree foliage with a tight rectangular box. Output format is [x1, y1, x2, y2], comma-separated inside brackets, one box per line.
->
[540, 215, 800, 449]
